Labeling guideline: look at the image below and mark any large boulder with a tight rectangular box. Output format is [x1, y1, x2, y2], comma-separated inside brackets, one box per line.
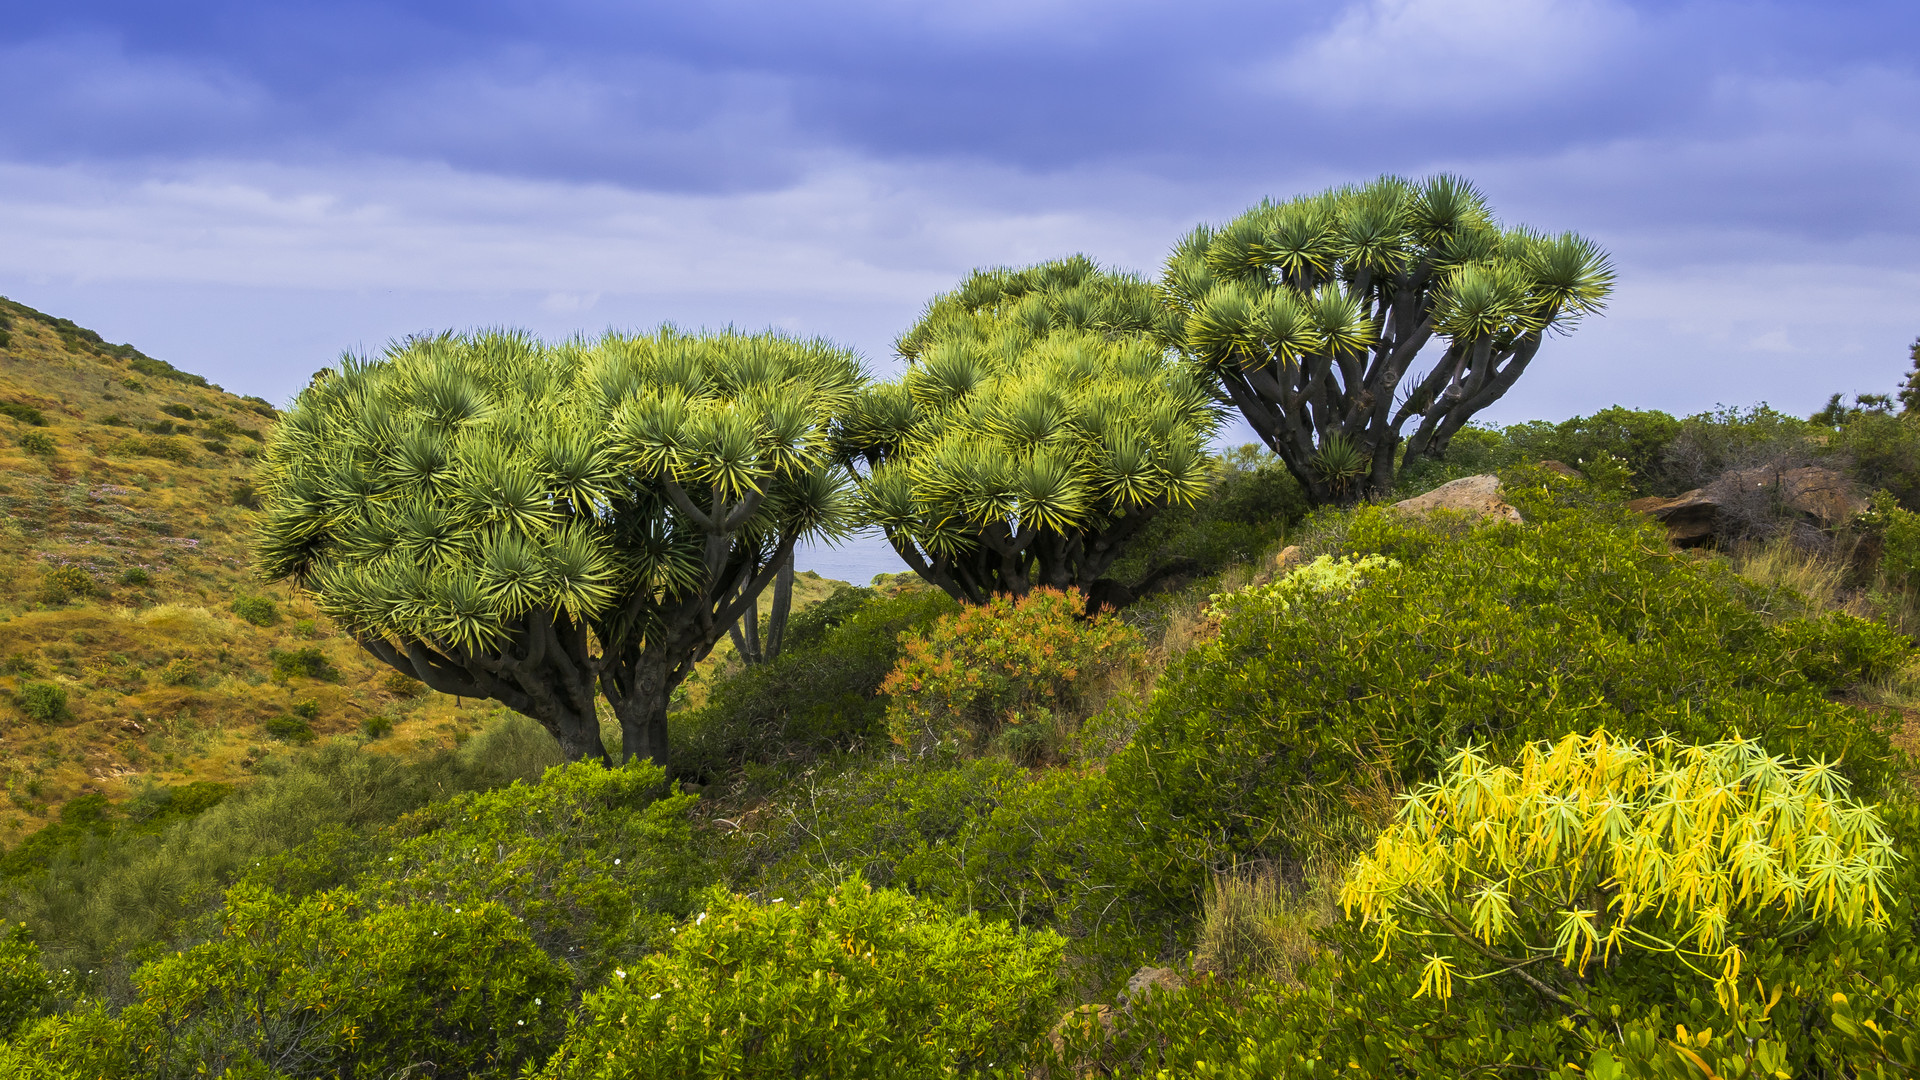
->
[1627, 464, 1864, 547]
[1391, 475, 1523, 524]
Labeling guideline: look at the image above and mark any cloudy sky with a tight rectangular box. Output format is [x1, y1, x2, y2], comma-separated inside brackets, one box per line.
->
[2, 0, 1916, 576]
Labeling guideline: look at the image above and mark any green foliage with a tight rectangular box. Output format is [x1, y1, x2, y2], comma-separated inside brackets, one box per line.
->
[1112, 498, 1906, 902]
[117, 567, 150, 587]
[360, 713, 394, 739]
[1871, 490, 1920, 590]
[16, 884, 568, 1079]
[0, 925, 58, 1037]
[1832, 410, 1920, 508]
[262, 715, 314, 744]
[740, 756, 1147, 981]
[268, 646, 336, 682]
[15, 432, 53, 457]
[0, 403, 43, 427]
[37, 566, 93, 605]
[0, 737, 544, 988]
[672, 586, 958, 777]
[110, 433, 195, 462]
[126, 354, 211, 388]
[158, 657, 198, 686]
[536, 878, 1063, 1079]
[370, 759, 706, 984]
[881, 587, 1140, 754]
[1105, 444, 1305, 590]
[14, 682, 69, 724]
[229, 594, 279, 626]
[842, 257, 1218, 604]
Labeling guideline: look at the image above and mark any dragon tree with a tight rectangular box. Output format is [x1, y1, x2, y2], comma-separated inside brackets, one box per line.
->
[840, 256, 1218, 608]
[1162, 175, 1614, 504]
[254, 329, 862, 766]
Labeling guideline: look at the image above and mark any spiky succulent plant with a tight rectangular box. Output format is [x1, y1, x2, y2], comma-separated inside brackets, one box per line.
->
[840, 257, 1219, 606]
[254, 328, 863, 764]
[1163, 175, 1614, 504]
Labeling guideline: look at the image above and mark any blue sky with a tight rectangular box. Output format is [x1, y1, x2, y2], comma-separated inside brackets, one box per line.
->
[2, 0, 1917, 579]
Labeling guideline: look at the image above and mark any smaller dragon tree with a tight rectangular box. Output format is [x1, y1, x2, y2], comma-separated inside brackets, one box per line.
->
[254, 329, 862, 766]
[840, 257, 1218, 608]
[1162, 174, 1614, 504]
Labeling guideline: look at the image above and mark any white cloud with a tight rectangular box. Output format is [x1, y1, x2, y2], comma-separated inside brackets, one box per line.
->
[1261, 0, 1638, 111]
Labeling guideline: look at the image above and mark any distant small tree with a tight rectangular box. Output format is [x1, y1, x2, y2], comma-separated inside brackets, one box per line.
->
[1895, 336, 1920, 415]
[1162, 175, 1614, 504]
[840, 257, 1218, 606]
[254, 329, 862, 765]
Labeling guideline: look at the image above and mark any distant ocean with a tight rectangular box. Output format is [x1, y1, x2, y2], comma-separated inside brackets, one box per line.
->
[794, 530, 909, 587]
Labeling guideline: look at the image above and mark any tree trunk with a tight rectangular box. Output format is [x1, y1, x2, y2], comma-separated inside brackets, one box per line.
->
[609, 651, 677, 770]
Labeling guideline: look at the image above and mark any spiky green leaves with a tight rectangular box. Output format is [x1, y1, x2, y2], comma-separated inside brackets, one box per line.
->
[850, 277, 1220, 560]
[1165, 174, 1612, 372]
[256, 329, 863, 649]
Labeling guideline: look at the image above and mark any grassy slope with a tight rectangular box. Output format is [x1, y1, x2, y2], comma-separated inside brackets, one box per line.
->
[0, 298, 844, 843]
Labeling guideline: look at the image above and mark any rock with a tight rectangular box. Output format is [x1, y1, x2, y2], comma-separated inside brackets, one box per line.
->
[1538, 459, 1583, 479]
[1275, 545, 1303, 570]
[1117, 965, 1185, 1012]
[1047, 1003, 1113, 1056]
[1391, 475, 1523, 524]
[1626, 489, 1720, 547]
[1725, 465, 1866, 526]
[1628, 465, 1864, 548]
[119, 718, 146, 735]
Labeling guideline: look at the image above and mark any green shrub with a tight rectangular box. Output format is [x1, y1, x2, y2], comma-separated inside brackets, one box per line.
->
[290, 699, 319, 722]
[19, 885, 568, 1078]
[372, 758, 704, 985]
[262, 715, 314, 744]
[268, 646, 335, 682]
[671, 586, 957, 777]
[228, 595, 278, 627]
[37, 566, 93, 605]
[536, 878, 1063, 1080]
[881, 587, 1140, 753]
[0, 924, 58, 1036]
[742, 756, 1146, 983]
[14, 682, 70, 724]
[15, 431, 53, 457]
[157, 658, 198, 687]
[360, 713, 394, 739]
[1111, 498, 1907, 901]
[1869, 490, 1920, 590]
[117, 567, 150, 587]
[1106, 445, 1304, 589]
[0, 402, 46, 426]
[109, 434, 193, 462]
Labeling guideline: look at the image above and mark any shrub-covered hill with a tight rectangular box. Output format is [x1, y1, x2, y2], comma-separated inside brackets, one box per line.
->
[0, 297, 843, 845]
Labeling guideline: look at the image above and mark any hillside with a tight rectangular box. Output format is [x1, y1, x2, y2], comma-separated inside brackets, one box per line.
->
[0, 298, 841, 844]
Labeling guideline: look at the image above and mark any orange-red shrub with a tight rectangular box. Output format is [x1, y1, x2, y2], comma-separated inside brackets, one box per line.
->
[880, 587, 1141, 751]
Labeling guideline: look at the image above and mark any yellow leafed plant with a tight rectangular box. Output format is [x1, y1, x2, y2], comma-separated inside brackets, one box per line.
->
[1341, 729, 1897, 1009]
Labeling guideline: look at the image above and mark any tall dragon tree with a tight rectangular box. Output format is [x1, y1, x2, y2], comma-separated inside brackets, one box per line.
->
[840, 257, 1218, 607]
[254, 329, 862, 766]
[1163, 175, 1614, 504]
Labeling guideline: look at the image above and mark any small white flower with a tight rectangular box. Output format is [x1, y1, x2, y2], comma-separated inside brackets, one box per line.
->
[613, 858, 620, 865]
[649, 993, 661, 1000]
[534, 998, 542, 1006]
[772, 898, 784, 903]
[696, 911, 707, 925]
[615, 969, 625, 979]
[516, 1020, 524, 1026]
